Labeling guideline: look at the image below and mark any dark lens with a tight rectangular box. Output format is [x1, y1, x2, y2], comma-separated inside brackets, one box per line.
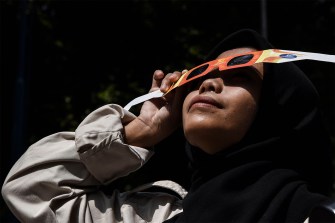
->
[227, 54, 254, 66]
[186, 64, 209, 80]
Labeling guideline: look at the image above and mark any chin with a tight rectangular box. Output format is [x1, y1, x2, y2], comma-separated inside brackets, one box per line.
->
[183, 122, 244, 154]
[187, 139, 228, 155]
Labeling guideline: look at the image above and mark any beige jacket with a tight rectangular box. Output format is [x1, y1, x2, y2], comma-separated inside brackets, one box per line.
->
[2, 104, 187, 223]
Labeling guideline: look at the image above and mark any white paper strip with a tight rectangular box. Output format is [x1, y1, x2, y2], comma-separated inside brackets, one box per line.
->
[124, 89, 164, 110]
[281, 50, 335, 63]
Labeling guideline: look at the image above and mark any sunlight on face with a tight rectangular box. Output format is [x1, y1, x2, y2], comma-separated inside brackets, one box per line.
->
[182, 47, 263, 154]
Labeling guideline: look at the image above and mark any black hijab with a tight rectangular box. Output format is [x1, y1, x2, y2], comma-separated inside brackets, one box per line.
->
[165, 29, 334, 222]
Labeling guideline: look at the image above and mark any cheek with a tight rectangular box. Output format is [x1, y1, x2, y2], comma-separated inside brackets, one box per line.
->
[182, 92, 195, 120]
[182, 89, 259, 135]
[229, 91, 259, 129]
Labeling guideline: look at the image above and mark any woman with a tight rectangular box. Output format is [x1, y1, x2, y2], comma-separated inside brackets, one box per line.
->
[2, 29, 333, 222]
[166, 29, 335, 222]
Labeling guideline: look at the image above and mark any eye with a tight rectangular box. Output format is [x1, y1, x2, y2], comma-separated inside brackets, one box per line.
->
[235, 71, 251, 79]
[186, 77, 204, 92]
[222, 67, 261, 86]
[228, 69, 251, 81]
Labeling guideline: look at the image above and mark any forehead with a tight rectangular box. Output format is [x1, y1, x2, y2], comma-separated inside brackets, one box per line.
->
[216, 47, 264, 75]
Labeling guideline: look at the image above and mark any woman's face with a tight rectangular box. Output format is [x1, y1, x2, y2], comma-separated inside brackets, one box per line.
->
[182, 47, 263, 154]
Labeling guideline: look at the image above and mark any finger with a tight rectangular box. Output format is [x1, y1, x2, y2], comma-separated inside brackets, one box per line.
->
[150, 70, 165, 91]
[160, 71, 182, 93]
[165, 69, 189, 103]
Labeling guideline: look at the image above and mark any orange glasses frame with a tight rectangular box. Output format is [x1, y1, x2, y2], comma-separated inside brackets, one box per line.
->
[167, 50, 263, 93]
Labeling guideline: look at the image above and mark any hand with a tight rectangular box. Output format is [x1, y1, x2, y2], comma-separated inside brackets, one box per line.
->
[124, 69, 187, 148]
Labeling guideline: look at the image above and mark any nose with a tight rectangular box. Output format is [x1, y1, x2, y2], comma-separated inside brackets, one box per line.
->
[199, 77, 223, 94]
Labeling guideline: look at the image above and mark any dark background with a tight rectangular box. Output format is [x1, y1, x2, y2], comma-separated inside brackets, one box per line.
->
[1, 0, 335, 222]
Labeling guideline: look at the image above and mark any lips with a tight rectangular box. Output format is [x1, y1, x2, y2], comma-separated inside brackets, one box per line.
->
[189, 95, 223, 111]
